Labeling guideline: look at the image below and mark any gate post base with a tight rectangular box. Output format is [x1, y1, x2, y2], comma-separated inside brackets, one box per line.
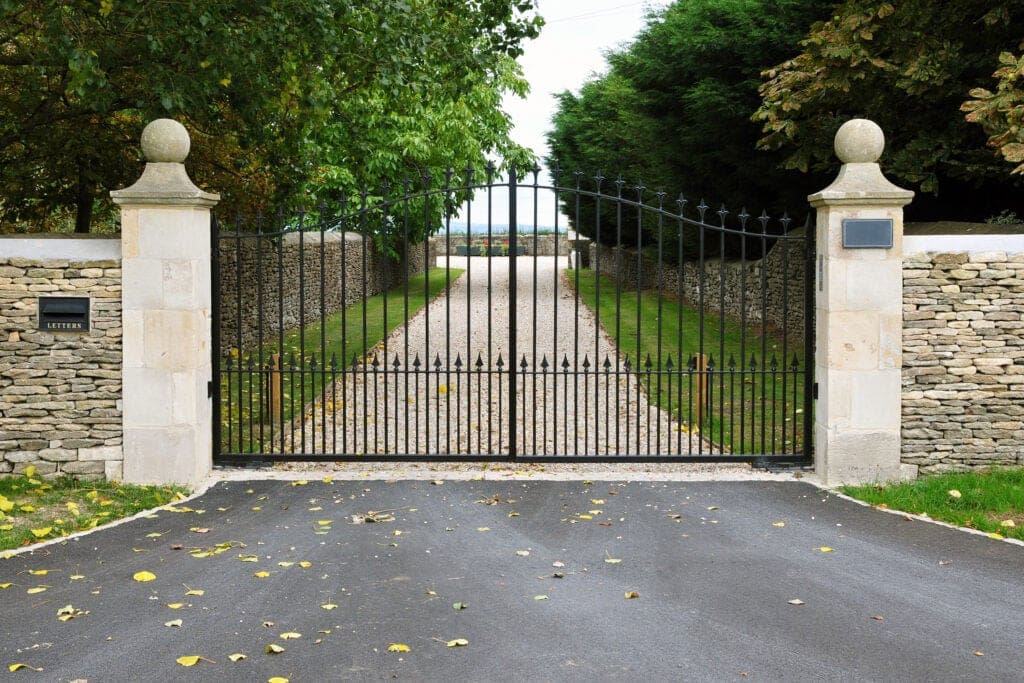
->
[809, 119, 914, 487]
[111, 120, 219, 486]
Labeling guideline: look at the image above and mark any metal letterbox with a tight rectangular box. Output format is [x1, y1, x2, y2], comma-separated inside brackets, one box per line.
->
[38, 297, 90, 332]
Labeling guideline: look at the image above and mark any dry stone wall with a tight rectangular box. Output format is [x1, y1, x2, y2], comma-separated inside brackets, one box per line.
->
[218, 232, 428, 352]
[0, 252, 123, 479]
[902, 250, 1024, 472]
[589, 230, 810, 344]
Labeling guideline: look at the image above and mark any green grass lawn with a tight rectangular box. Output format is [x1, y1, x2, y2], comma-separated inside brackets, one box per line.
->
[566, 268, 810, 456]
[0, 467, 187, 552]
[220, 267, 463, 454]
[841, 468, 1024, 542]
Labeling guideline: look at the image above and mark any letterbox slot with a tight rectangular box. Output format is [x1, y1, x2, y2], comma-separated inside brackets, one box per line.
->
[39, 296, 90, 332]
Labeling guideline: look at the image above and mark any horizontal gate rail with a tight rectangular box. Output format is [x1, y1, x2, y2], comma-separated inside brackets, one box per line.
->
[212, 165, 814, 467]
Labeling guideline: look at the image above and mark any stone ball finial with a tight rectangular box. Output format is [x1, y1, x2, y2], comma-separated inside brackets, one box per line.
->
[834, 118, 884, 164]
[140, 119, 191, 163]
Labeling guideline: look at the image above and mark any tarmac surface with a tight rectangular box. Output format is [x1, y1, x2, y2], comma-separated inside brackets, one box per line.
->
[1, 478, 1022, 682]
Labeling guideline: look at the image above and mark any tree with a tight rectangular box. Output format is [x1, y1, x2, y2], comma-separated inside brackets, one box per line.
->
[546, 0, 833, 257]
[0, 0, 541, 233]
[962, 45, 1024, 178]
[755, 1, 1024, 221]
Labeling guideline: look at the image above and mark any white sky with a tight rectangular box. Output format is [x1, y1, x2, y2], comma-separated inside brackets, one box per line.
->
[461, 0, 671, 230]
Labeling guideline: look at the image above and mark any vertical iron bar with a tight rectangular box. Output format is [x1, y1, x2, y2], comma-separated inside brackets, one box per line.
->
[298, 210, 307, 454]
[339, 201, 348, 456]
[803, 215, 815, 460]
[210, 215, 222, 460]
[234, 216, 244, 454]
[508, 167, 518, 458]
[319, 207, 328, 455]
[614, 178, 623, 455]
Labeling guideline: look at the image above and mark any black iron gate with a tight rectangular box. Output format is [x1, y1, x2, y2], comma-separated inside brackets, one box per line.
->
[212, 166, 813, 465]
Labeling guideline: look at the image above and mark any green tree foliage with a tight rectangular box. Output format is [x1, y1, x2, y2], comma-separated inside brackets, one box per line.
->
[756, 1, 1024, 221]
[0, 0, 541, 233]
[546, 0, 832, 257]
[962, 46, 1024, 177]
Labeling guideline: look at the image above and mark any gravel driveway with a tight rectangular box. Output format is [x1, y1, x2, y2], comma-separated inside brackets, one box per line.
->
[291, 255, 718, 459]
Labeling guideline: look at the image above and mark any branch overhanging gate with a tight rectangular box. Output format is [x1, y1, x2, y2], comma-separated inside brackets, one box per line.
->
[212, 167, 814, 466]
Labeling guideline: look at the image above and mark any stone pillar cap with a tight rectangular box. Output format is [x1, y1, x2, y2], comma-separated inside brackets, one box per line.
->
[808, 118, 913, 207]
[111, 119, 219, 206]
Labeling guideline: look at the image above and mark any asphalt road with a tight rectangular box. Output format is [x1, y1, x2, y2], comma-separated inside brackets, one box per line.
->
[1, 479, 1022, 682]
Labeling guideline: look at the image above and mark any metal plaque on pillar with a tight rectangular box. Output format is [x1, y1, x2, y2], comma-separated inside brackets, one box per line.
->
[842, 218, 893, 249]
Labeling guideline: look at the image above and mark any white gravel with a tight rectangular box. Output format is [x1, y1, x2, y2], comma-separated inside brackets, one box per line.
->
[283, 255, 755, 477]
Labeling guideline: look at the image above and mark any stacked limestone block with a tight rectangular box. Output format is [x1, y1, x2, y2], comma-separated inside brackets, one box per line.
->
[903, 251, 1024, 472]
[0, 258, 123, 479]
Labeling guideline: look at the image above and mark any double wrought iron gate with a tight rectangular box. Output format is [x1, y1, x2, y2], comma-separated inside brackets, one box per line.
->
[212, 167, 814, 466]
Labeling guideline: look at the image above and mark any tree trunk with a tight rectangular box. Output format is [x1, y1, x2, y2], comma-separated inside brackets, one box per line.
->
[74, 163, 94, 233]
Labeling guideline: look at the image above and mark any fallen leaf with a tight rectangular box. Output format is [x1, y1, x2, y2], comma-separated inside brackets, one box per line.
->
[278, 562, 294, 568]
[871, 615, 884, 621]
[30, 527, 52, 539]
[28, 570, 49, 576]
[265, 643, 285, 654]
[452, 602, 468, 610]
[534, 595, 549, 601]
[321, 604, 338, 610]
[8, 663, 43, 672]
[298, 561, 312, 569]
[133, 571, 157, 583]
[578, 514, 593, 520]
[279, 632, 301, 640]
[254, 571, 271, 578]
[184, 589, 204, 596]
[624, 591, 640, 599]
[268, 677, 289, 683]
[477, 527, 491, 532]
[707, 506, 719, 511]
[446, 638, 469, 647]
[817, 547, 834, 553]
[166, 603, 184, 609]
[604, 558, 622, 565]
[431, 480, 444, 486]
[590, 499, 605, 505]
[999, 519, 1016, 528]
[515, 550, 530, 557]
[788, 598, 804, 605]
[26, 586, 47, 594]
[317, 520, 333, 526]
[189, 527, 210, 534]
[146, 532, 163, 538]
[987, 532, 1004, 540]
[973, 651, 984, 657]
[552, 561, 565, 568]
[772, 522, 786, 527]
[176, 655, 202, 667]
[947, 489, 962, 499]
[165, 619, 183, 627]
[291, 480, 308, 487]
[228, 653, 246, 662]
[0, 583, 10, 589]
[387, 643, 410, 653]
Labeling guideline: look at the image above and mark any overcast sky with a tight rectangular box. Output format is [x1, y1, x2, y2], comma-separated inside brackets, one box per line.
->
[462, 0, 671, 230]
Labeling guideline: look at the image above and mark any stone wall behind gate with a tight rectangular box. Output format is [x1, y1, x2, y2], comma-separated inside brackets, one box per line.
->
[0, 243, 123, 480]
[217, 232, 429, 353]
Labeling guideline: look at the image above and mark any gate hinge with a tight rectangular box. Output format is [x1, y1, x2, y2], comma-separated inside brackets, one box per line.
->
[812, 382, 819, 400]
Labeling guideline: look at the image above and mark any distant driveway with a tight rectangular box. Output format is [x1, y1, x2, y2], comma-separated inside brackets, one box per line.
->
[1, 479, 1021, 681]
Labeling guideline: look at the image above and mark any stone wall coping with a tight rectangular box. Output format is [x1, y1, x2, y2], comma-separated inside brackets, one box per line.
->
[0, 236, 121, 260]
[905, 234, 1024, 255]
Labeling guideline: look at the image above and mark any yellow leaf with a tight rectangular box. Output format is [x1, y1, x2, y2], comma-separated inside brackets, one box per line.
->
[477, 527, 490, 532]
[446, 638, 469, 647]
[0, 583, 11, 589]
[773, 522, 786, 527]
[947, 489, 962, 499]
[534, 595, 548, 601]
[219, 76, 231, 87]
[254, 571, 271, 578]
[228, 653, 247, 662]
[265, 643, 285, 654]
[146, 532, 162, 538]
[817, 547, 834, 553]
[0, 525, 11, 531]
[23, 465, 36, 478]
[321, 603, 338, 610]
[604, 558, 622, 564]
[238, 554, 258, 562]
[624, 591, 640, 599]
[166, 603, 184, 609]
[176, 655, 201, 667]
[189, 527, 210, 534]
[26, 586, 47, 594]
[269, 678, 289, 683]
[30, 527, 51, 538]
[28, 569, 48, 576]
[70, 574, 85, 580]
[8, 663, 42, 672]
[579, 515, 593, 520]
[387, 643, 410, 653]
[987, 532, 1004, 540]
[277, 561, 294, 568]
[184, 589, 204, 596]
[279, 632, 301, 640]
[164, 619, 183, 627]
[515, 550, 530, 557]
[298, 561, 312, 568]
[317, 520, 332, 526]
[133, 571, 157, 582]
[590, 499, 605, 505]
[999, 519, 1015, 528]
[291, 480, 308, 487]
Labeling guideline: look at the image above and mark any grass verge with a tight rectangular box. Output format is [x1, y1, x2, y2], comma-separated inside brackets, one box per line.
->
[221, 266, 463, 454]
[841, 468, 1024, 542]
[0, 467, 188, 551]
[566, 268, 809, 455]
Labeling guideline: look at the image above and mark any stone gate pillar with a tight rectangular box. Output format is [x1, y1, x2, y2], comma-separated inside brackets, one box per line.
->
[809, 119, 914, 485]
[111, 120, 219, 485]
